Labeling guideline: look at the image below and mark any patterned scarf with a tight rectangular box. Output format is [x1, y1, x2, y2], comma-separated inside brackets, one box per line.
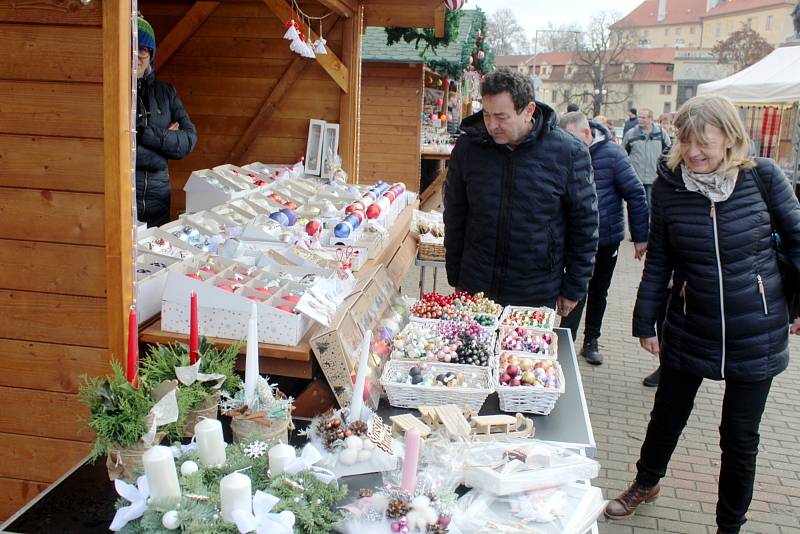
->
[681, 165, 739, 202]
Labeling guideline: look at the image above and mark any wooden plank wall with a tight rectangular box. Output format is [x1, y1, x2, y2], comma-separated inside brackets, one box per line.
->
[0, 0, 111, 519]
[140, 0, 345, 218]
[360, 62, 423, 192]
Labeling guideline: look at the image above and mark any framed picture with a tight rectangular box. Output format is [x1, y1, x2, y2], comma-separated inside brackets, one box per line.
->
[305, 119, 326, 175]
[320, 123, 340, 180]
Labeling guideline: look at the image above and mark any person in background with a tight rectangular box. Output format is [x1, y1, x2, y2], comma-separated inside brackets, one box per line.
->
[593, 115, 617, 143]
[566, 102, 580, 113]
[559, 112, 649, 364]
[658, 112, 676, 142]
[606, 94, 800, 534]
[444, 68, 598, 317]
[623, 107, 639, 135]
[136, 15, 197, 227]
[624, 108, 670, 208]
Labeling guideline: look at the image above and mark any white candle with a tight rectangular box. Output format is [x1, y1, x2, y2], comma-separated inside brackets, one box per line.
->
[194, 418, 226, 467]
[349, 329, 372, 423]
[220, 471, 252, 523]
[268, 443, 295, 475]
[243, 302, 259, 407]
[142, 445, 181, 499]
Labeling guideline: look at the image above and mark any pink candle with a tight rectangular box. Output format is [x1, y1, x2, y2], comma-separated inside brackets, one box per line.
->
[127, 308, 138, 388]
[401, 427, 420, 493]
[189, 291, 199, 364]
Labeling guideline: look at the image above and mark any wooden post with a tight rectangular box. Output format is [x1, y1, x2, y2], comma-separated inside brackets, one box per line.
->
[339, 2, 364, 182]
[434, 5, 446, 38]
[103, 0, 134, 361]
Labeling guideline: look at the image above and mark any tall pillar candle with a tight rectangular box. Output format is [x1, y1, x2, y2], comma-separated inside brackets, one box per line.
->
[348, 329, 372, 423]
[142, 445, 181, 499]
[189, 291, 199, 364]
[194, 418, 226, 467]
[127, 308, 138, 388]
[243, 302, 259, 407]
[268, 443, 295, 475]
[401, 427, 421, 493]
[220, 471, 252, 523]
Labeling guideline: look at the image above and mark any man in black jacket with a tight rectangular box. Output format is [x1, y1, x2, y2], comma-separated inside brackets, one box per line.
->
[443, 68, 598, 317]
[136, 16, 197, 227]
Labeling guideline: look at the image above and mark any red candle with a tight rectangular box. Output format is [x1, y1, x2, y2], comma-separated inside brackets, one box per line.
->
[189, 291, 199, 364]
[127, 308, 138, 388]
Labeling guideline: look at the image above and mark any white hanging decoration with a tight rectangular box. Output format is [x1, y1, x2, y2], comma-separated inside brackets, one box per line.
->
[283, 23, 299, 41]
[290, 37, 308, 56]
[314, 38, 327, 55]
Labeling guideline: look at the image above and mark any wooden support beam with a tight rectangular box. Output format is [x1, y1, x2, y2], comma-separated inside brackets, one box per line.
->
[339, 2, 364, 182]
[262, 0, 349, 93]
[227, 56, 309, 164]
[317, 0, 354, 18]
[156, 1, 220, 70]
[103, 0, 133, 360]
[434, 5, 446, 38]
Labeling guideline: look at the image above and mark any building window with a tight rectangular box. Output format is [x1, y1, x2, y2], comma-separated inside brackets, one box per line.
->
[690, 26, 695, 34]
[747, 18, 752, 28]
[660, 84, 666, 95]
[628, 83, 634, 94]
[676, 38, 685, 47]
[684, 87, 694, 100]
[664, 28, 670, 35]
[676, 27, 681, 35]
[664, 102, 672, 113]
[644, 29, 649, 37]
[666, 85, 672, 95]
[766, 15, 773, 30]
[715, 22, 721, 36]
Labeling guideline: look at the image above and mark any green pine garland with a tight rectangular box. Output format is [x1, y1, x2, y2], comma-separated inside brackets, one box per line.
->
[140, 338, 242, 440]
[114, 440, 347, 533]
[385, 9, 463, 54]
[80, 361, 156, 461]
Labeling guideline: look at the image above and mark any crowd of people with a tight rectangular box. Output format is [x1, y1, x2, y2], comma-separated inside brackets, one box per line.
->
[444, 67, 800, 534]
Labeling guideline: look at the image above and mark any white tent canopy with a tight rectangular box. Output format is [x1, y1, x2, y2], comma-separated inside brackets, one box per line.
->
[698, 46, 800, 103]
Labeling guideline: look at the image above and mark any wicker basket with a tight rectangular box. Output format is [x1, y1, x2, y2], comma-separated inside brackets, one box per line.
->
[181, 391, 221, 438]
[229, 414, 293, 445]
[418, 241, 446, 261]
[380, 360, 494, 411]
[105, 432, 166, 482]
[499, 306, 557, 330]
[496, 356, 565, 415]
[496, 327, 559, 360]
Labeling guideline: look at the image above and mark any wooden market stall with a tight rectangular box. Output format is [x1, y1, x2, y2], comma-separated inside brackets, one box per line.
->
[359, 9, 492, 192]
[0, 0, 440, 520]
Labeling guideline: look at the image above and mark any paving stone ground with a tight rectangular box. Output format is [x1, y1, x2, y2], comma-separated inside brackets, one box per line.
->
[401, 239, 800, 534]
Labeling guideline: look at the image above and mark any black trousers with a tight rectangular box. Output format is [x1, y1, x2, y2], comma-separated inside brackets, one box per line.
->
[635, 366, 773, 533]
[560, 243, 620, 343]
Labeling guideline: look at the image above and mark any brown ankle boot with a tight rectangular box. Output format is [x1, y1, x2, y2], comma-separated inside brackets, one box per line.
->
[604, 481, 660, 519]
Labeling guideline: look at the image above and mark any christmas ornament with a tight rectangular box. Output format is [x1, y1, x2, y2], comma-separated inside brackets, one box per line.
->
[443, 0, 465, 10]
[161, 510, 180, 530]
[244, 440, 269, 459]
[283, 18, 301, 41]
[180, 460, 199, 476]
[314, 37, 328, 54]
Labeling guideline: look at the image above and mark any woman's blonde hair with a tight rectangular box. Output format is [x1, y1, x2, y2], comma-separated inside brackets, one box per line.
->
[667, 94, 754, 172]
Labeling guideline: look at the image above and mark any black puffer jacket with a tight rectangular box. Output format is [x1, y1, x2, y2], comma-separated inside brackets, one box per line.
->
[136, 68, 197, 227]
[633, 158, 800, 381]
[443, 102, 598, 307]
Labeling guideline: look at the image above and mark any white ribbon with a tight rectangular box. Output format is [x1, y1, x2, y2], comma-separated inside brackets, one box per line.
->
[233, 491, 295, 534]
[109, 476, 149, 531]
[142, 388, 179, 446]
[283, 443, 337, 484]
[174, 359, 227, 389]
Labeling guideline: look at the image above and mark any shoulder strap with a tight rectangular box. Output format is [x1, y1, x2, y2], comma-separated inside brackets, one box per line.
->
[750, 164, 778, 233]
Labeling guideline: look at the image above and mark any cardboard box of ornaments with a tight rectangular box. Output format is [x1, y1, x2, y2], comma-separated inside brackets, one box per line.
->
[310, 264, 399, 410]
[160, 255, 323, 346]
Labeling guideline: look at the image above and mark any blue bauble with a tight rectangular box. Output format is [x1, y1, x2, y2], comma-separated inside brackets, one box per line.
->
[269, 211, 290, 226]
[280, 208, 297, 226]
[334, 222, 351, 238]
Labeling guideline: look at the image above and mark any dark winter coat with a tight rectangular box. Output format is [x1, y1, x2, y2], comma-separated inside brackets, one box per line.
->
[589, 121, 649, 247]
[443, 102, 598, 308]
[136, 68, 197, 227]
[633, 158, 800, 381]
[623, 116, 639, 135]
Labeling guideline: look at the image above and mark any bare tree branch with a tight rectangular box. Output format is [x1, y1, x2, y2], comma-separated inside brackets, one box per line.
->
[711, 24, 774, 71]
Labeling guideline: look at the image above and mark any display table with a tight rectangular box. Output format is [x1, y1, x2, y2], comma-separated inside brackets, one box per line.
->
[138, 201, 420, 417]
[0, 330, 594, 533]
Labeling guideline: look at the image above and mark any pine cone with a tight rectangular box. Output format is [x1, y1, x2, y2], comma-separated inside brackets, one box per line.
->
[386, 498, 409, 519]
[427, 524, 448, 534]
[348, 420, 368, 436]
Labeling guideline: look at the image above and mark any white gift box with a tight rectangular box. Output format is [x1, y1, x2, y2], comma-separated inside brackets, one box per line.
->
[135, 253, 179, 325]
[137, 227, 197, 260]
[161, 262, 315, 346]
[184, 169, 251, 213]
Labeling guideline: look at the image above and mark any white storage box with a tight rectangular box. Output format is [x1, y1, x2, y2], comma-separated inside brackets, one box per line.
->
[184, 169, 250, 213]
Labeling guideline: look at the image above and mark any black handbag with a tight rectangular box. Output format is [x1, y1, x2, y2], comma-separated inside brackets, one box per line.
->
[750, 165, 800, 320]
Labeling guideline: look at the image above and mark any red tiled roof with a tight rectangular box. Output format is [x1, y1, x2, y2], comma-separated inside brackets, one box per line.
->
[613, 0, 707, 28]
[704, 0, 794, 17]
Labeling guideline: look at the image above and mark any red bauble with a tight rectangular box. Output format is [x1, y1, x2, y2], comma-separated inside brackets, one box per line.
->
[306, 220, 322, 236]
[276, 304, 296, 314]
[366, 203, 382, 219]
[283, 295, 301, 304]
[351, 209, 365, 224]
[443, 0, 465, 10]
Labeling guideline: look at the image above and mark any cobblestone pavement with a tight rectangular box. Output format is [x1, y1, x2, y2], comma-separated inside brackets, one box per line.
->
[402, 239, 800, 534]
